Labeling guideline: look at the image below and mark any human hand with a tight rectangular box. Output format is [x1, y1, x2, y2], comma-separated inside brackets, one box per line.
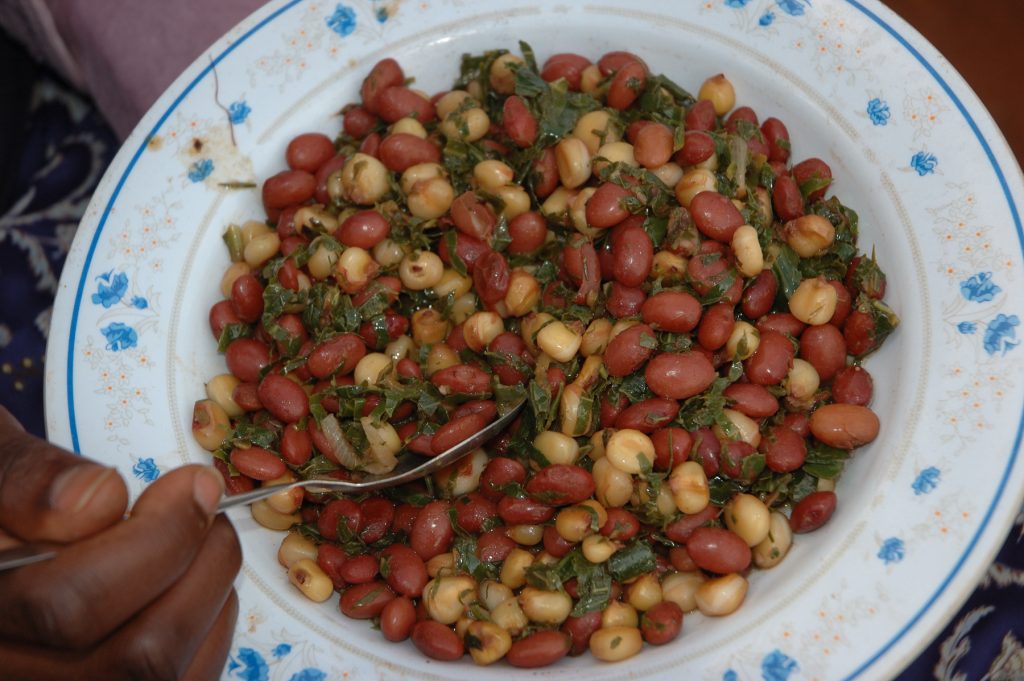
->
[0, 406, 242, 680]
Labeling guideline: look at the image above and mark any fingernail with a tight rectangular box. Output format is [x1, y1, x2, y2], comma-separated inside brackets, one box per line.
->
[194, 466, 225, 516]
[50, 465, 118, 514]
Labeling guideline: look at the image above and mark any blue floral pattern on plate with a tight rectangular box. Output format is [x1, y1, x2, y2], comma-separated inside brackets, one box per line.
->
[100, 322, 138, 351]
[229, 100, 252, 124]
[910, 151, 938, 176]
[879, 537, 906, 565]
[326, 4, 357, 36]
[759, 11, 775, 26]
[775, 0, 809, 17]
[91, 270, 128, 308]
[867, 97, 891, 125]
[982, 314, 1020, 356]
[188, 158, 214, 182]
[762, 649, 799, 681]
[960, 272, 1001, 303]
[132, 457, 160, 482]
[912, 467, 941, 495]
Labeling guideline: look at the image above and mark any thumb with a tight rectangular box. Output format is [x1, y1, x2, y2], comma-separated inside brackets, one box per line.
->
[0, 406, 129, 542]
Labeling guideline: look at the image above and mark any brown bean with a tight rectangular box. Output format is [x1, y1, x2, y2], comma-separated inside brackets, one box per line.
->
[772, 174, 804, 222]
[685, 527, 751, 574]
[507, 630, 572, 668]
[741, 270, 778, 319]
[262, 169, 316, 212]
[664, 504, 720, 543]
[615, 398, 680, 433]
[376, 86, 435, 124]
[340, 581, 395, 619]
[230, 274, 264, 323]
[760, 424, 807, 472]
[430, 363, 492, 394]
[832, 365, 874, 405]
[541, 53, 591, 89]
[723, 383, 779, 418]
[790, 491, 838, 534]
[697, 302, 736, 351]
[498, 495, 555, 524]
[503, 95, 538, 147]
[380, 596, 416, 642]
[409, 500, 453, 560]
[607, 61, 647, 110]
[229, 446, 285, 481]
[378, 133, 441, 173]
[642, 291, 702, 333]
[761, 117, 791, 163]
[606, 283, 647, 318]
[641, 601, 683, 645]
[645, 351, 716, 399]
[257, 374, 309, 423]
[361, 58, 404, 114]
[480, 457, 527, 501]
[651, 427, 692, 471]
[799, 324, 847, 381]
[745, 330, 795, 385]
[286, 133, 335, 173]
[634, 122, 673, 169]
[604, 323, 658, 377]
[809, 403, 880, 448]
[610, 221, 654, 287]
[431, 412, 488, 455]
[380, 544, 428, 597]
[792, 157, 833, 201]
[307, 333, 366, 379]
[690, 191, 745, 242]
[225, 338, 270, 383]
[507, 211, 547, 254]
[526, 465, 595, 506]
[411, 620, 464, 660]
[586, 182, 632, 228]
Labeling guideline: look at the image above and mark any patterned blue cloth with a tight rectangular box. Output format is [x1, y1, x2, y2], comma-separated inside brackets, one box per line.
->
[0, 34, 1020, 680]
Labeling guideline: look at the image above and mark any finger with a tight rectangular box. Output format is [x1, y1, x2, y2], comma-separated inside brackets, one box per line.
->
[103, 516, 241, 680]
[0, 406, 128, 543]
[0, 464, 224, 649]
[182, 590, 239, 681]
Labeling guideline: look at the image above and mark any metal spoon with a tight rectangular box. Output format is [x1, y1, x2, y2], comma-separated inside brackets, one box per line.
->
[0, 400, 525, 572]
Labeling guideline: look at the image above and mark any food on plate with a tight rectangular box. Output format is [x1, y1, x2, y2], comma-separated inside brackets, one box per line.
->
[193, 42, 899, 665]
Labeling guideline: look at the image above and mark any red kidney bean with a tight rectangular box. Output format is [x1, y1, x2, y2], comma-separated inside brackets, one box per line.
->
[478, 527, 517, 562]
[430, 364, 491, 395]
[756, 312, 806, 338]
[262, 169, 316, 215]
[562, 611, 602, 657]
[832, 365, 874, 405]
[380, 544, 428, 597]
[504, 629, 571, 667]
[607, 60, 647, 110]
[357, 497, 395, 544]
[641, 291, 702, 332]
[723, 383, 779, 418]
[378, 133, 440, 172]
[209, 300, 241, 339]
[792, 157, 833, 201]
[286, 133, 335, 173]
[741, 270, 778, 319]
[685, 527, 751, 574]
[799, 323, 847, 382]
[720, 441, 763, 482]
[694, 302, 734, 352]
[563, 237, 602, 303]
[772, 174, 804, 222]
[760, 424, 807, 473]
[529, 146, 559, 198]
[790, 490, 837, 533]
[336, 209, 390, 250]
[277, 258, 301, 291]
[745, 330, 795, 385]
[257, 374, 308, 423]
[360, 58, 404, 114]
[315, 543, 348, 590]
[451, 399, 498, 423]
[498, 495, 555, 524]
[507, 211, 547, 254]
[634, 121, 673, 169]
[604, 323, 657, 377]
[340, 581, 395, 619]
[503, 95, 538, 147]
[606, 282, 647, 318]
[685, 99, 716, 131]
[409, 500, 453, 561]
[278, 423, 312, 466]
[449, 190, 497, 240]
[213, 458, 254, 495]
[308, 333, 366, 379]
[650, 427, 692, 471]
[599, 393, 628, 429]
[473, 250, 510, 305]
[431, 412, 488, 455]
[360, 131, 382, 157]
[783, 411, 811, 437]
[411, 620, 463, 660]
[225, 338, 270, 383]
[273, 313, 308, 354]
[396, 357, 421, 379]
[725, 106, 758, 131]
[541, 53, 591, 89]
[690, 191, 745, 242]
[453, 493, 498, 534]
[313, 153, 347, 204]
[598, 50, 645, 75]
[229, 446, 285, 481]
[599, 508, 640, 542]
[317, 498, 360, 541]
[690, 427, 722, 478]
[809, 403, 880, 448]
[393, 503, 419, 534]
[480, 457, 526, 501]
[586, 182, 632, 228]
[376, 86, 435, 124]
[526, 465, 595, 506]
[610, 221, 654, 287]
[687, 252, 742, 304]
[488, 333, 534, 386]
[645, 351, 716, 399]
[827, 280, 853, 326]
[380, 596, 416, 642]
[843, 309, 877, 356]
[760, 117, 791, 163]
[641, 601, 684, 645]
[343, 105, 378, 139]
[664, 504, 721, 543]
[230, 274, 264, 323]
[339, 553, 379, 584]
[676, 130, 716, 166]
[615, 398, 680, 433]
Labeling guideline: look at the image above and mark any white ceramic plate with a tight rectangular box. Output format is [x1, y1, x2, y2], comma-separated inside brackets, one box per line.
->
[45, 1, 1024, 678]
